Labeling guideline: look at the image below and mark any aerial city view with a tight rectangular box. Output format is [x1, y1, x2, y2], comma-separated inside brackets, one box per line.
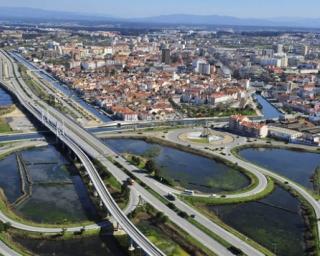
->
[1, 0, 320, 255]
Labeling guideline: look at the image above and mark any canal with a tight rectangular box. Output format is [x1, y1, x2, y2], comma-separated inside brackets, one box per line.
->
[0, 87, 13, 106]
[10, 52, 112, 123]
[255, 94, 281, 120]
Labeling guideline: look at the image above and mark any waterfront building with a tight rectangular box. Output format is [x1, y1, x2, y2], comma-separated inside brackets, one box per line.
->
[229, 115, 268, 138]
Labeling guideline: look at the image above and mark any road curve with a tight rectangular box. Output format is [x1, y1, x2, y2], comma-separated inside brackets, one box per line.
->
[226, 144, 320, 243]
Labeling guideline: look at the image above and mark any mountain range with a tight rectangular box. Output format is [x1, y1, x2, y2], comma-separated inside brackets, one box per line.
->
[1, 7, 320, 28]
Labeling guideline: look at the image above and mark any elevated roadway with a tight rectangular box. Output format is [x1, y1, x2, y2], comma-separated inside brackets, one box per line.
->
[0, 50, 165, 256]
[1, 49, 275, 256]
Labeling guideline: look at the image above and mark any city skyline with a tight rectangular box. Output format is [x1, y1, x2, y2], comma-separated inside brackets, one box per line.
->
[1, 0, 320, 19]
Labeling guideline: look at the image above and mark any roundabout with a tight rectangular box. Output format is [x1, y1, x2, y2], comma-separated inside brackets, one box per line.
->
[174, 127, 234, 146]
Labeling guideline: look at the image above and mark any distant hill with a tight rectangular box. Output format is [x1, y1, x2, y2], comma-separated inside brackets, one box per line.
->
[1, 7, 320, 28]
[131, 14, 320, 28]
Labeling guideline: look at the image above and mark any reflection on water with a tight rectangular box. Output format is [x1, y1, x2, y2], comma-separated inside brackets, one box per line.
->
[0, 87, 13, 106]
[240, 147, 320, 189]
[0, 145, 99, 223]
[255, 94, 281, 119]
[14, 234, 126, 256]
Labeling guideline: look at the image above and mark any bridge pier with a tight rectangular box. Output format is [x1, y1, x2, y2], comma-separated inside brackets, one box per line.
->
[128, 238, 135, 252]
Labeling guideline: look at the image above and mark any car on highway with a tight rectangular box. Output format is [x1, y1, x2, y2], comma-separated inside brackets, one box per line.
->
[183, 190, 194, 196]
[127, 178, 135, 185]
[166, 192, 176, 201]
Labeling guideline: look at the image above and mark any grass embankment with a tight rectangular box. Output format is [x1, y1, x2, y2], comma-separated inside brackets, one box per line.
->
[311, 166, 320, 196]
[181, 177, 275, 205]
[91, 159, 129, 210]
[0, 232, 32, 256]
[0, 225, 107, 256]
[231, 143, 320, 156]
[0, 189, 95, 229]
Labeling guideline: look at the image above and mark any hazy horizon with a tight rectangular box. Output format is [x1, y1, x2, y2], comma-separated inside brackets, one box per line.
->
[1, 0, 320, 19]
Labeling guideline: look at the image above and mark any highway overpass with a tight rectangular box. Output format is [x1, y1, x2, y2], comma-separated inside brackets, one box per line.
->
[0, 50, 165, 256]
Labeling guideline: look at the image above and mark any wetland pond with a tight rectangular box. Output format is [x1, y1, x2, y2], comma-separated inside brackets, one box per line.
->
[104, 138, 250, 194]
[240, 147, 320, 190]
[209, 186, 306, 256]
[0, 144, 98, 223]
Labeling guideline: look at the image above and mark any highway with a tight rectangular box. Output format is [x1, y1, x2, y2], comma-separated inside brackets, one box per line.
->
[0, 241, 21, 256]
[10, 52, 112, 123]
[162, 126, 320, 249]
[0, 49, 272, 256]
[112, 153, 266, 256]
[0, 50, 247, 256]
[224, 145, 320, 242]
[0, 50, 165, 256]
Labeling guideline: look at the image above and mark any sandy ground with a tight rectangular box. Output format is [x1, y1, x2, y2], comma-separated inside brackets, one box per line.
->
[2, 105, 35, 132]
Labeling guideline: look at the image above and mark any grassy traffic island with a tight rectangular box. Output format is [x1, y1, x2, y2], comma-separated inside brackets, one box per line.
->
[118, 135, 264, 200]
[91, 158, 130, 210]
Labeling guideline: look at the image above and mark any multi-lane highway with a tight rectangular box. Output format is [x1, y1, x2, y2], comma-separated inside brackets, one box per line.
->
[1, 49, 248, 256]
[0, 49, 276, 256]
[0, 49, 255, 256]
[0, 50, 165, 256]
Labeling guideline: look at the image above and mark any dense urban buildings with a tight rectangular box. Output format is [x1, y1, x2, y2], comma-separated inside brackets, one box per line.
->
[1, 3, 320, 256]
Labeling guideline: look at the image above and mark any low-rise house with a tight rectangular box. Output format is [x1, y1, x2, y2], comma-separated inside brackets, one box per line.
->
[268, 126, 303, 141]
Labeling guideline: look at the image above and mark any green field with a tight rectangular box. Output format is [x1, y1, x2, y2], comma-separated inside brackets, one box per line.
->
[0, 118, 11, 133]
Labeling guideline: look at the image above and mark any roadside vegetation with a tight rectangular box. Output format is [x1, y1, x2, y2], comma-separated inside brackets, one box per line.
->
[125, 203, 216, 256]
[0, 118, 11, 133]
[311, 166, 320, 196]
[169, 98, 256, 118]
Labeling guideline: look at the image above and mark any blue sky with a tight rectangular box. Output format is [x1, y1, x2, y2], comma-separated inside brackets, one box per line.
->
[0, 0, 319, 18]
